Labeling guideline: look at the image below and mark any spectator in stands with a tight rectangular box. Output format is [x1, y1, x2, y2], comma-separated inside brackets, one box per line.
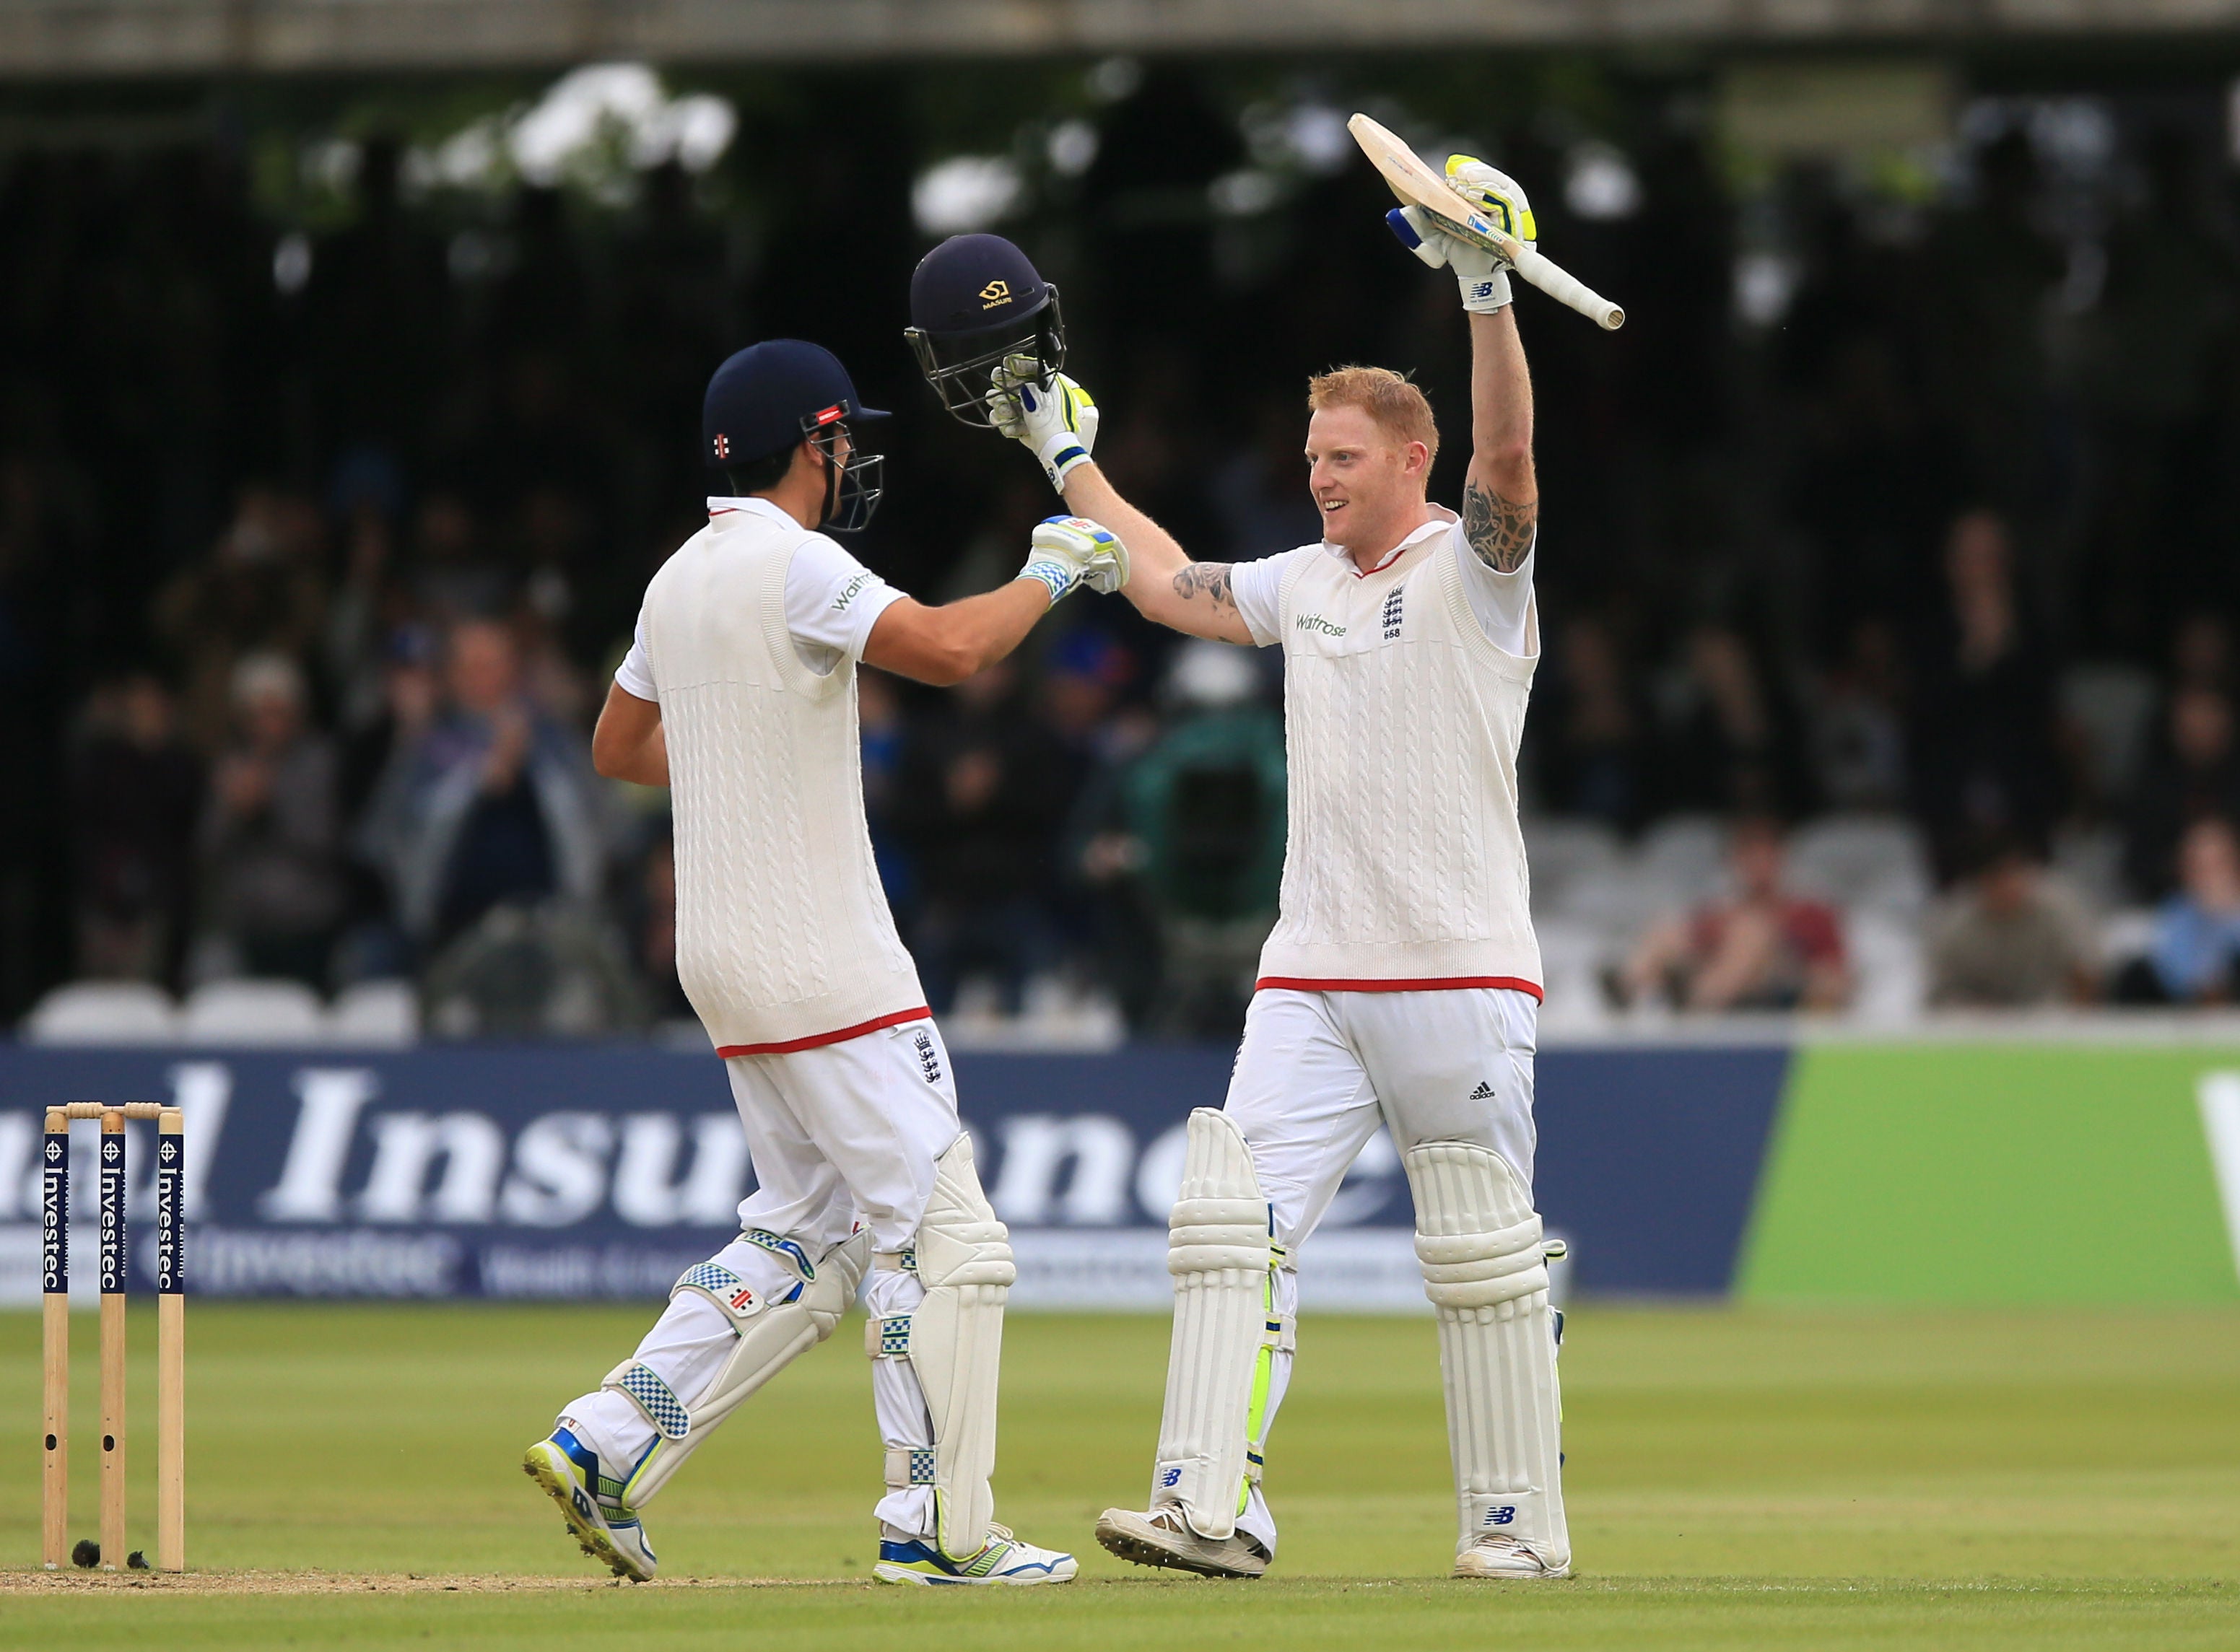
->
[196, 652, 349, 987]
[321, 452, 411, 735]
[337, 623, 441, 826]
[1655, 624, 1810, 818]
[1037, 629, 1151, 975]
[2117, 816, 2240, 1005]
[149, 485, 327, 751]
[856, 666, 915, 918]
[1538, 614, 1649, 829]
[1210, 394, 1326, 561]
[1922, 128, 2062, 515]
[68, 673, 202, 987]
[2171, 612, 2232, 694]
[1618, 816, 1850, 1012]
[1909, 509, 2062, 881]
[359, 617, 612, 948]
[1809, 617, 1909, 813]
[1098, 641, 1286, 1035]
[627, 821, 694, 1023]
[329, 629, 442, 987]
[1925, 835, 2099, 1008]
[406, 491, 511, 623]
[894, 658, 1075, 1013]
[2122, 683, 2240, 900]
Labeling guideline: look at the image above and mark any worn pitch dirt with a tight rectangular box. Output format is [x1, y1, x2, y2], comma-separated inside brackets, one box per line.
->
[0, 1569, 818, 1594]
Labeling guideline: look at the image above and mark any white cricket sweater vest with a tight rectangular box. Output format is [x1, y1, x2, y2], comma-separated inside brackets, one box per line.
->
[1258, 529, 1543, 996]
[640, 507, 925, 1053]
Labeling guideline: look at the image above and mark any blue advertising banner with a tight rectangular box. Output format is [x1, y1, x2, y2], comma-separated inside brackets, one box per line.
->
[0, 1042, 1788, 1308]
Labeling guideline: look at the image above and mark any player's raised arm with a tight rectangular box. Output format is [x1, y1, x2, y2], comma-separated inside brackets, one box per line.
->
[983, 355, 1252, 644]
[1462, 305, 1537, 575]
[903, 235, 1252, 647]
[1057, 458, 1254, 647]
[982, 367, 1252, 646]
[1389, 157, 1540, 574]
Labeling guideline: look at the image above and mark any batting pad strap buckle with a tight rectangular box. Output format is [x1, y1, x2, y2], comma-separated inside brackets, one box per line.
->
[864, 1313, 912, 1359]
[884, 1446, 938, 1492]
[604, 1360, 692, 1441]
[874, 1247, 916, 1273]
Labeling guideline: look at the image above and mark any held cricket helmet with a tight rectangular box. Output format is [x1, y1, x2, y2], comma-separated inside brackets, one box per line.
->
[702, 339, 889, 532]
[905, 233, 1066, 428]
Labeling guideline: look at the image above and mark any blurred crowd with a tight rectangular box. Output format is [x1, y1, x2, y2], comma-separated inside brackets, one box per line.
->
[7, 64, 2240, 1039]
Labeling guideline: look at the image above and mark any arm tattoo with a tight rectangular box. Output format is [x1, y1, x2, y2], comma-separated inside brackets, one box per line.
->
[1462, 479, 1538, 574]
[1172, 562, 1237, 609]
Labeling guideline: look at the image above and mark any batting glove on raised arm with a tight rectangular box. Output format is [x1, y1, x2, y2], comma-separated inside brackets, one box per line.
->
[990, 354, 1100, 491]
[1019, 515, 1129, 606]
[1385, 154, 1537, 314]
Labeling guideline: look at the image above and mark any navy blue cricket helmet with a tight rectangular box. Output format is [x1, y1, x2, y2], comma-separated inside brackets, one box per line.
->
[702, 339, 889, 531]
[905, 234, 1066, 429]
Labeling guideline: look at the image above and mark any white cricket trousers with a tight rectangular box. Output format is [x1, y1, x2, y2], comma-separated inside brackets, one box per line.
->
[1224, 985, 1540, 1555]
[563, 1017, 960, 1537]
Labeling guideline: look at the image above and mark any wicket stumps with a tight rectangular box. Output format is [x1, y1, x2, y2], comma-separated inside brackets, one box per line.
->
[40, 1101, 185, 1573]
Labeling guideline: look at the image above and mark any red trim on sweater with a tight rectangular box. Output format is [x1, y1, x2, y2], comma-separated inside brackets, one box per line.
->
[1255, 975, 1545, 1002]
[715, 1005, 931, 1058]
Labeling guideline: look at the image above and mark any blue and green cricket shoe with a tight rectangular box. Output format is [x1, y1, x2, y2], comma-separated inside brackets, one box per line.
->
[873, 1524, 1078, 1586]
[522, 1426, 658, 1583]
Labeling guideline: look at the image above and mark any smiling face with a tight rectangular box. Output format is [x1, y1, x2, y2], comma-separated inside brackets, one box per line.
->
[1304, 403, 1432, 559]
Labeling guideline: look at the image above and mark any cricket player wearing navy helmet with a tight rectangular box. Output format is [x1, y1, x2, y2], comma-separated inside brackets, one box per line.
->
[522, 336, 1129, 1587]
[906, 234, 1068, 429]
[925, 173, 1572, 1581]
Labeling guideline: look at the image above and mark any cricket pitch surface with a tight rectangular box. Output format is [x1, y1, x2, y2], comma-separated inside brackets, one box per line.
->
[4, 1303, 2236, 1649]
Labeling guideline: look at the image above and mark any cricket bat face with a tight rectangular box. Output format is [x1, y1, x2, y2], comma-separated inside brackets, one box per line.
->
[1346, 113, 1519, 259]
[1346, 110, 1626, 331]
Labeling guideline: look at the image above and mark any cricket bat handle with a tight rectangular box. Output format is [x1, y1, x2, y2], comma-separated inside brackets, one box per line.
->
[1510, 242, 1624, 331]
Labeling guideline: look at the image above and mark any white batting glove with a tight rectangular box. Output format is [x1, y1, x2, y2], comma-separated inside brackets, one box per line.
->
[1018, 515, 1129, 606]
[1385, 155, 1537, 314]
[990, 354, 1100, 491]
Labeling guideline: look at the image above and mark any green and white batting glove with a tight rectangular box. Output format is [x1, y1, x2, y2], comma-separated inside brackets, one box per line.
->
[1018, 515, 1129, 606]
[990, 354, 1100, 491]
[1388, 154, 1537, 314]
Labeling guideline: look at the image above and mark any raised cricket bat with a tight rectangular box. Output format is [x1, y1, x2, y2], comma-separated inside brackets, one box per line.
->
[1348, 113, 1625, 331]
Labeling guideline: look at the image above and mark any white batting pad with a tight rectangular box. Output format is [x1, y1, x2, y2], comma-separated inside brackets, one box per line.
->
[1152, 1109, 1275, 1542]
[613, 1228, 869, 1508]
[905, 1133, 1017, 1557]
[1403, 1141, 1570, 1568]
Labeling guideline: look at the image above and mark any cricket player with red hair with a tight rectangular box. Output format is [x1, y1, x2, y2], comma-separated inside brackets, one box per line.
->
[915, 157, 1572, 1581]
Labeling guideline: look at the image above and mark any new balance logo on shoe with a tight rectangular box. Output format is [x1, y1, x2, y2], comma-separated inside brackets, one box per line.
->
[1468, 1081, 1496, 1101]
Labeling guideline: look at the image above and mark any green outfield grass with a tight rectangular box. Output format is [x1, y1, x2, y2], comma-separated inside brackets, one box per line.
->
[3, 1301, 2237, 1648]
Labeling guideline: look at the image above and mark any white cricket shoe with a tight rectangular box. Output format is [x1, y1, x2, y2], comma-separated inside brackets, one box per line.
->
[873, 1524, 1077, 1586]
[1094, 1506, 1270, 1578]
[523, 1427, 658, 1583]
[1453, 1532, 1569, 1579]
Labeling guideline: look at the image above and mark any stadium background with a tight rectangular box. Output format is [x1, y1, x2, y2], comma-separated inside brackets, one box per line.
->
[6, 22, 2240, 1045]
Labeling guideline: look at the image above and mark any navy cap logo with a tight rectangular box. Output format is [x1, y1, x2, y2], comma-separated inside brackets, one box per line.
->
[978, 279, 1011, 307]
[712, 434, 730, 459]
